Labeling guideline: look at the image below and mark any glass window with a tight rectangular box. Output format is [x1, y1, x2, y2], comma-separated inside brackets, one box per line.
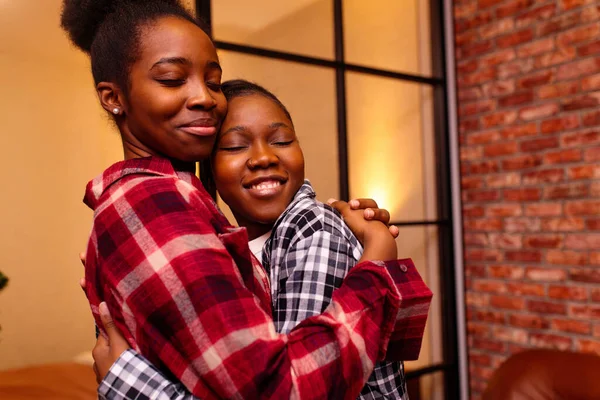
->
[343, 0, 433, 76]
[212, 0, 334, 59]
[346, 72, 437, 221]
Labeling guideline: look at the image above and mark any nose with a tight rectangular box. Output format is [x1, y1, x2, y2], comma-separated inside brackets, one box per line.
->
[186, 82, 217, 110]
[247, 142, 279, 170]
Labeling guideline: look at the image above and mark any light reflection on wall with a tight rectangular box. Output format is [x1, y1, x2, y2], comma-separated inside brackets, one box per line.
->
[347, 73, 432, 221]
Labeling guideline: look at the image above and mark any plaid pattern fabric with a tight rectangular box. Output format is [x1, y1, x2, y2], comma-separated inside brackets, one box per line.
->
[87, 157, 431, 400]
[99, 350, 191, 400]
[264, 181, 408, 399]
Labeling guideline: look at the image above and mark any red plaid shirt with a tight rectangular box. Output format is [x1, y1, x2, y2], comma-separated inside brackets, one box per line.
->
[84, 157, 432, 400]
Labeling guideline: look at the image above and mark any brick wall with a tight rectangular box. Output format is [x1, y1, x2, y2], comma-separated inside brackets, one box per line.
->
[453, 0, 600, 398]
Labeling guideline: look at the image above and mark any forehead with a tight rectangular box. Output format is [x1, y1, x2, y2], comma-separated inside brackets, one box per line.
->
[136, 16, 218, 66]
[225, 94, 290, 124]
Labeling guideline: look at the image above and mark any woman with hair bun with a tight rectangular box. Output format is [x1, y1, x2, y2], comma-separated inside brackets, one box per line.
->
[61, 0, 428, 398]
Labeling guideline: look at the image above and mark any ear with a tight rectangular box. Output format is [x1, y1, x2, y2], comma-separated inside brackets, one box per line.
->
[97, 82, 126, 116]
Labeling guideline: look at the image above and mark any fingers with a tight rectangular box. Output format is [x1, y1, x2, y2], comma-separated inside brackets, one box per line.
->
[99, 302, 116, 335]
[99, 302, 129, 349]
[92, 362, 102, 384]
[92, 335, 108, 362]
[79, 252, 86, 267]
[92, 335, 109, 384]
[389, 225, 399, 238]
[348, 198, 379, 210]
[334, 198, 391, 224]
[80, 277, 86, 290]
[327, 199, 351, 216]
[363, 208, 391, 224]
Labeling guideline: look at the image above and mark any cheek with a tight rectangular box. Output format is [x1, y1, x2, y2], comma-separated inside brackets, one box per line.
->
[131, 92, 182, 124]
[214, 93, 228, 124]
[213, 155, 244, 186]
[287, 151, 305, 178]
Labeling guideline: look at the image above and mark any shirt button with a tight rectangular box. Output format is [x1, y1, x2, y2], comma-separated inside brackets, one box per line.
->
[400, 264, 408, 272]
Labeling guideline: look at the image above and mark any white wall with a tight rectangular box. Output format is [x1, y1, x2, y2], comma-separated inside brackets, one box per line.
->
[0, 0, 195, 371]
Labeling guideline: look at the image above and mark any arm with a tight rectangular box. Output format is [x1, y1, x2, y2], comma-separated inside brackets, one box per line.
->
[274, 230, 357, 334]
[86, 176, 405, 400]
[329, 200, 433, 360]
[100, 350, 195, 400]
[273, 224, 410, 399]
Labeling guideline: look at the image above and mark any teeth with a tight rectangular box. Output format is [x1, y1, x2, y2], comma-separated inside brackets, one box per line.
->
[251, 181, 281, 190]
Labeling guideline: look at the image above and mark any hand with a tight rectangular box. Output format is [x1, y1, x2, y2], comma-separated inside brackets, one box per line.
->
[328, 198, 399, 238]
[347, 198, 399, 238]
[328, 199, 397, 262]
[79, 252, 86, 291]
[92, 302, 131, 383]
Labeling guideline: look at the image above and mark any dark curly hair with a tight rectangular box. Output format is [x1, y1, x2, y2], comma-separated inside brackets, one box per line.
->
[221, 79, 294, 126]
[60, 0, 209, 94]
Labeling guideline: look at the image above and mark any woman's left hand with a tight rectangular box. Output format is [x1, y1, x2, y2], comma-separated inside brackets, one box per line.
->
[92, 302, 131, 384]
[328, 198, 399, 238]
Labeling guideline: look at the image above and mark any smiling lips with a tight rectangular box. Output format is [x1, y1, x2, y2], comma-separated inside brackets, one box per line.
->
[179, 118, 218, 136]
[245, 178, 286, 198]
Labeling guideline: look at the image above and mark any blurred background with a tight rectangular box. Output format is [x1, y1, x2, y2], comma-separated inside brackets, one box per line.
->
[1, 0, 599, 399]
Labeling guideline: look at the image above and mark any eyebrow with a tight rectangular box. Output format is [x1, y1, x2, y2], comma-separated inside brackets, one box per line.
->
[150, 57, 191, 69]
[221, 121, 291, 136]
[150, 57, 222, 70]
[220, 125, 247, 137]
[269, 122, 291, 130]
[206, 60, 222, 72]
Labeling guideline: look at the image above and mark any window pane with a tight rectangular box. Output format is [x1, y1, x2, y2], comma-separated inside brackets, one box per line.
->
[347, 72, 437, 221]
[396, 226, 445, 400]
[212, 0, 334, 60]
[216, 51, 339, 224]
[343, 0, 432, 76]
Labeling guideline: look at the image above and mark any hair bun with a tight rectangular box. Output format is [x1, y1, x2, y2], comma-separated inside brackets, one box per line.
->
[60, 0, 180, 53]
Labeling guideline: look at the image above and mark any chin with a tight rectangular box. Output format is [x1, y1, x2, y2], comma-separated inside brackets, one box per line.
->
[172, 148, 213, 162]
[251, 213, 280, 226]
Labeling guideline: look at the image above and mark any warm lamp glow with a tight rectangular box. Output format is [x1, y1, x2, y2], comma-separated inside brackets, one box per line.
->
[358, 173, 410, 221]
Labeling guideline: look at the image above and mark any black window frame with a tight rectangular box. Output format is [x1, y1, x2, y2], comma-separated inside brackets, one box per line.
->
[196, 1, 460, 398]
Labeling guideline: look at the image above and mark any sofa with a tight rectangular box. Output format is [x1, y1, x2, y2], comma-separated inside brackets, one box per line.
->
[483, 349, 600, 400]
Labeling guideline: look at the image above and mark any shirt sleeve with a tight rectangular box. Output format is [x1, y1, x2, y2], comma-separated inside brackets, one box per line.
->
[273, 230, 419, 398]
[383, 258, 433, 361]
[86, 175, 407, 400]
[274, 230, 357, 334]
[274, 228, 432, 361]
[99, 349, 196, 400]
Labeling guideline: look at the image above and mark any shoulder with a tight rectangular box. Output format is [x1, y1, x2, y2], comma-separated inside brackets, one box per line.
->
[85, 156, 197, 211]
[95, 174, 187, 213]
[276, 196, 357, 245]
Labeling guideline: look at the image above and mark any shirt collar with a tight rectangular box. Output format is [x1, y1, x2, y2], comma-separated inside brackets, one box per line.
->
[84, 156, 195, 209]
[269, 180, 315, 228]
[290, 180, 316, 203]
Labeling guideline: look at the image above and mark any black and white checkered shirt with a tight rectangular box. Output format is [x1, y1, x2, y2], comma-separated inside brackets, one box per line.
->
[99, 181, 408, 399]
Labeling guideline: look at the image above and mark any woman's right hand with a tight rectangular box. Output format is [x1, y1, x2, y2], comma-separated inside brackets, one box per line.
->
[92, 302, 131, 383]
[329, 199, 397, 262]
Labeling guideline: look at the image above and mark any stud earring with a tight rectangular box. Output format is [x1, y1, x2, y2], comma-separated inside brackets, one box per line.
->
[112, 107, 120, 115]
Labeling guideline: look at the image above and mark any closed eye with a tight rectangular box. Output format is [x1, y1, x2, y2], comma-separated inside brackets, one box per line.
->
[157, 79, 185, 87]
[220, 146, 247, 152]
[207, 81, 222, 91]
[273, 140, 294, 146]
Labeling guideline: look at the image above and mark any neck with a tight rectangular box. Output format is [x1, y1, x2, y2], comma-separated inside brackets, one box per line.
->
[120, 131, 195, 172]
[121, 133, 154, 160]
[234, 213, 272, 240]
